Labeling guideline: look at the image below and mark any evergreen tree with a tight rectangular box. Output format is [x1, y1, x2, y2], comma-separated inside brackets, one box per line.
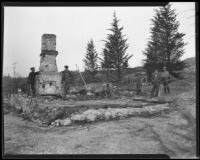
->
[143, 4, 187, 79]
[103, 12, 132, 82]
[99, 47, 112, 82]
[83, 39, 98, 82]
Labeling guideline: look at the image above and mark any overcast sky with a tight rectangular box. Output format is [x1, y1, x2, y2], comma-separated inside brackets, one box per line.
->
[3, 2, 195, 77]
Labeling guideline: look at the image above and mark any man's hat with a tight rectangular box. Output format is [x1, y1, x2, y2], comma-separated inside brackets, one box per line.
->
[30, 67, 35, 70]
[64, 65, 69, 68]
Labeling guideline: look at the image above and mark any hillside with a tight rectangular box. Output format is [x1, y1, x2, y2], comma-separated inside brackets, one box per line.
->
[183, 57, 196, 73]
[183, 57, 195, 67]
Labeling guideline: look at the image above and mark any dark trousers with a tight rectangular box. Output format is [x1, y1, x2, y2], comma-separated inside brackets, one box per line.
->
[62, 81, 70, 96]
[136, 82, 142, 95]
[151, 82, 160, 97]
[29, 83, 36, 96]
[163, 82, 170, 93]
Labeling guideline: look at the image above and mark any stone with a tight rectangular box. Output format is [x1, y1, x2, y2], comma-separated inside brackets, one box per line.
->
[55, 122, 60, 127]
[51, 121, 56, 127]
[104, 110, 112, 120]
[87, 92, 95, 96]
[86, 114, 97, 122]
[55, 119, 61, 123]
[60, 118, 72, 126]
[71, 114, 86, 121]
[43, 109, 65, 125]
[97, 109, 106, 120]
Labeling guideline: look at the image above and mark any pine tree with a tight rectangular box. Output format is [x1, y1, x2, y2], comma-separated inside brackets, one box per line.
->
[83, 39, 98, 81]
[99, 47, 111, 82]
[103, 12, 132, 82]
[143, 4, 187, 79]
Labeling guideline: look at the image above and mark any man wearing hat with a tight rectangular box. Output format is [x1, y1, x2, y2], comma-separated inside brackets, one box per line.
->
[61, 65, 73, 98]
[27, 67, 40, 96]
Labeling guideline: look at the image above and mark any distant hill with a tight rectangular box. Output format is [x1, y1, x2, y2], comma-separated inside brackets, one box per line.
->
[128, 57, 196, 73]
[183, 57, 195, 68]
[181, 57, 196, 79]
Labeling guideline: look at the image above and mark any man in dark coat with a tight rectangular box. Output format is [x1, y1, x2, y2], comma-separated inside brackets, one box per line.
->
[28, 67, 40, 96]
[61, 65, 73, 98]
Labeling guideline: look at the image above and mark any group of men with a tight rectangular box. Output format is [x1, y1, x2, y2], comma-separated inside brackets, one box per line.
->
[150, 66, 172, 97]
[135, 66, 172, 97]
[27, 65, 72, 97]
[28, 64, 172, 98]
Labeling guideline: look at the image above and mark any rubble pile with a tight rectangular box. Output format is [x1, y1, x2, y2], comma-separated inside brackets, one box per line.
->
[7, 94, 171, 127]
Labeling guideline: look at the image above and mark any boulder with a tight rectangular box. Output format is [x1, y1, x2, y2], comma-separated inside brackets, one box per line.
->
[71, 114, 86, 122]
[97, 109, 106, 120]
[60, 118, 72, 126]
[43, 108, 65, 125]
[55, 119, 61, 123]
[104, 110, 112, 120]
[86, 114, 97, 122]
[51, 121, 56, 127]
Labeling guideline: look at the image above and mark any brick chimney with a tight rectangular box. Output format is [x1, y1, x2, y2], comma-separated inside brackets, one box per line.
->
[36, 34, 62, 96]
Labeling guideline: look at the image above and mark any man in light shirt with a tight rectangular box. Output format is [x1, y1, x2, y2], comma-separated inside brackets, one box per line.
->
[151, 69, 161, 97]
[162, 66, 170, 93]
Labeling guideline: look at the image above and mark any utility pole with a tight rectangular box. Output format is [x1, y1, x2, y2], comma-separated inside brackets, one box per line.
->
[12, 62, 16, 78]
[5, 67, 12, 95]
[12, 62, 16, 93]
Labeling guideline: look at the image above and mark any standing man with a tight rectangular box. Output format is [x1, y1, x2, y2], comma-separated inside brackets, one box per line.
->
[162, 66, 171, 93]
[61, 65, 73, 98]
[28, 67, 40, 96]
[151, 69, 161, 97]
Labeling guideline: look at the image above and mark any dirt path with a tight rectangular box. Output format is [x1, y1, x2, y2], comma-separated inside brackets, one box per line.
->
[4, 113, 163, 154]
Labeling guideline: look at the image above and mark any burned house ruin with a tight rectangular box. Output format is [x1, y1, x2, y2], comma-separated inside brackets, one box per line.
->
[36, 34, 62, 96]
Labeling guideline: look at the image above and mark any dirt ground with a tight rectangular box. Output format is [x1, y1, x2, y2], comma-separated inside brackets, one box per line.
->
[3, 70, 196, 158]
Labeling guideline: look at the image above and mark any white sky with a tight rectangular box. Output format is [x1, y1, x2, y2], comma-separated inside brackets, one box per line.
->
[3, 2, 195, 77]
